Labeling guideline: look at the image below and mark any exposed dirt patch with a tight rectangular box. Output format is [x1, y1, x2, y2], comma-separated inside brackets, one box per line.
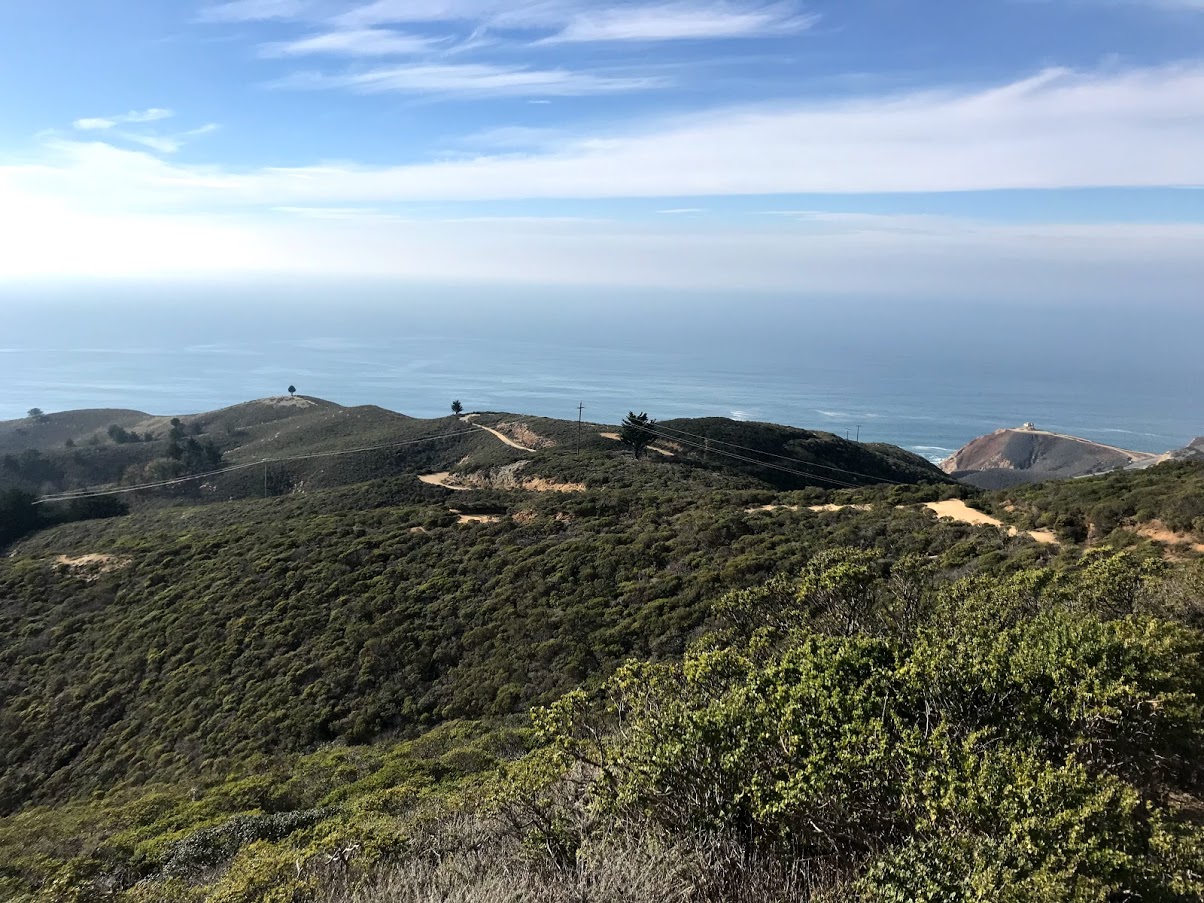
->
[452, 511, 503, 525]
[746, 503, 872, 514]
[473, 422, 547, 452]
[54, 554, 130, 578]
[492, 421, 556, 450]
[421, 462, 584, 493]
[418, 472, 471, 491]
[924, 500, 1059, 545]
[1132, 522, 1204, 554]
[521, 476, 586, 493]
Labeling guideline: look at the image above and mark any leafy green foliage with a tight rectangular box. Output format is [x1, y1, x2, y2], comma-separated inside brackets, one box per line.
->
[536, 552, 1204, 900]
[987, 461, 1204, 546]
[2, 410, 1202, 902]
[620, 412, 654, 459]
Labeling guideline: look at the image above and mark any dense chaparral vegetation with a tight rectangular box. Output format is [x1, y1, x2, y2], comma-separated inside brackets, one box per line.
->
[0, 399, 1202, 901]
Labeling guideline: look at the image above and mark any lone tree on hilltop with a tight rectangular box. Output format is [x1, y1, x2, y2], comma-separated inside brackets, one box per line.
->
[288, 385, 297, 397]
[27, 408, 45, 421]
[451, 400, 464, 417]
[620, 411, 655, 459]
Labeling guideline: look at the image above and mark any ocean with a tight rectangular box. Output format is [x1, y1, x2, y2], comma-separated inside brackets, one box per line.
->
[2, 282, 1201, 463]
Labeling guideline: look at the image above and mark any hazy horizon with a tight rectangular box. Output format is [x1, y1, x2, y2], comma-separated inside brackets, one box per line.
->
[3, 284, 1200, 459]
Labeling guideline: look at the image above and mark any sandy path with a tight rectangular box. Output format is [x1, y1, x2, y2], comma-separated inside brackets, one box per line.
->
[474, 423, 537, 452]
[746, 503, 871, 514]
[418, 472, 470, 491]
[925, 500, 1058, 545]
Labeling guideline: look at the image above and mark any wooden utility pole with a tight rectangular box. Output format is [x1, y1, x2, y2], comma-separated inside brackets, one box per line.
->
[576, 402, 585, 457]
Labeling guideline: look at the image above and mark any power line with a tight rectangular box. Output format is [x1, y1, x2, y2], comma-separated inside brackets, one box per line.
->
[35, 428, 482, 505]
[644, 422, 908, 486]
[635, 424, 864, 489]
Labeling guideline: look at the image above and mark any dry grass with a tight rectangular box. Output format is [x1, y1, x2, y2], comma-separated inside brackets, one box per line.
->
[323, 819, 849, 903]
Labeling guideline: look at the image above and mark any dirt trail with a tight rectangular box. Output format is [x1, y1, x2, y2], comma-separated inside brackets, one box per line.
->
[746, 504, 871, 514]
[474, 424, 537, 452]
[746, 499, 1059, 545]
[924, 500, 1059, 545]
[418, 472, 471, 491]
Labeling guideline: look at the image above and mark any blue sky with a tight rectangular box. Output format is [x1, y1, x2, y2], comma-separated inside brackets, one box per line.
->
[0, 0, 1202, 297]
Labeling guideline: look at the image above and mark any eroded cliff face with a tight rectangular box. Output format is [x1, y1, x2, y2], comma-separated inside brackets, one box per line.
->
[941, 426, 1157, 488]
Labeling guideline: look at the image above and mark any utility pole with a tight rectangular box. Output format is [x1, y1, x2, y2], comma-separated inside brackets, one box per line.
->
[856, 425, 861, 442]
[576, 402, 584, 457]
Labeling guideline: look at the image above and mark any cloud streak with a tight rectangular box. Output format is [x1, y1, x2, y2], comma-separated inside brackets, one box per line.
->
[73, 109, 174, 131]
[274, 61, 667, 96]
[260, 28, 440, 57]
[540, 3, 815, 43]
[29, 63, 1204, 207]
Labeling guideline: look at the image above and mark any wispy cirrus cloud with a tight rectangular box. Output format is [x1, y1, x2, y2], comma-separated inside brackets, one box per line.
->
[197, 0, 316, 22]
[260, 27, 440, 57]
[540, 3, 815, 43]
[73, 108, 174, 131]
[6, 62, 1204, 292]
[70, 114, 218, 155]
[273, 61, 667, 97]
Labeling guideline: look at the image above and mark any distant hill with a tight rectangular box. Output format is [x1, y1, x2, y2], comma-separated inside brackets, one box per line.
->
[653, 417, 950, 490]
[0, 408, 149, 454]
[941, 425, 1159, 489]
[0, 400, 952, 502]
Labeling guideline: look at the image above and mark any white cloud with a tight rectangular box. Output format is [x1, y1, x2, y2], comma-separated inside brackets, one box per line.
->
[33, 63, 1204, 205]
[4, 62, 1204, 293]
[334, 0, 562, 28]
[247, 0, 815, 40]
[73, 109, 174, 131]
[260, 28, 440, 57]
[274, 61, 667, 96]
[197, 0, 315, 22]
[541, 3, 815, 43]
[116, 124, 220, 155]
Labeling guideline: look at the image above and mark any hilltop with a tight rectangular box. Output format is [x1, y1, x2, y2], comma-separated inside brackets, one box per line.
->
[941, 424, 1160, 489]
[0, 398, 952, 505]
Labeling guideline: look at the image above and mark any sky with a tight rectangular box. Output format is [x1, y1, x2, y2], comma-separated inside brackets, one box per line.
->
[0, 0, 1203, 298]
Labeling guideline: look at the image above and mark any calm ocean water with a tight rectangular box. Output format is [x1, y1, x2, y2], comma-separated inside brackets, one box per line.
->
[2, 283, 1201, 462]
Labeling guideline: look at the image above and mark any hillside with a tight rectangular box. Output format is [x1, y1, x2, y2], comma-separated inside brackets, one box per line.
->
[1, 401, 1202, 902]
[0, 400, 952, 506]
[941, 424, 1158, 489]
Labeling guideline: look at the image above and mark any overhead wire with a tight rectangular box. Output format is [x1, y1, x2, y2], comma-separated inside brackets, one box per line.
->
[632, 423, 863, 489]
[33, 412, 918, 505]
[34, 427, 482, 504]
[645, 421, 908, 486]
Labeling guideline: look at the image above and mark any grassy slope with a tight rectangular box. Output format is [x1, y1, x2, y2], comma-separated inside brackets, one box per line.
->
[1, 401, 951, 501]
